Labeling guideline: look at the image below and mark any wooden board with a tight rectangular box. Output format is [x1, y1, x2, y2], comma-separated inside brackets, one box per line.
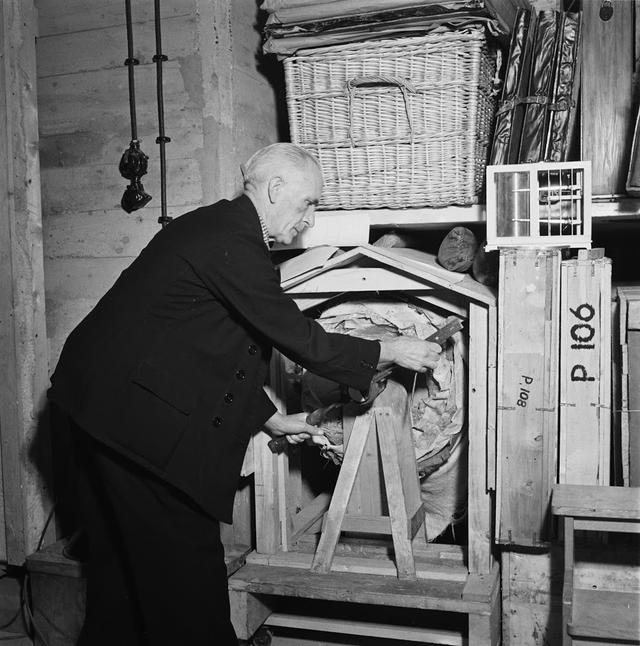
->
[468, 302, 494, 574]
[497, 248, 561, 546]
[618, 285, 640, 487]
[552, 484, 640, 520]
[248, 549, 468, 582]
[581, 0, 636, 196]
[0, 0, 53, 564]
[343, 405, 386, 519]
[228, 563, 488, 615]
[568, 589, 640, 641]
[629, 329, 640, 487]
[559, 254, 612, 485]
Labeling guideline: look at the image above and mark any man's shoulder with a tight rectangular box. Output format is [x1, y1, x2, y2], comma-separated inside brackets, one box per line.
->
[168, 195, 263, 262]
[174, 195, 255, 233]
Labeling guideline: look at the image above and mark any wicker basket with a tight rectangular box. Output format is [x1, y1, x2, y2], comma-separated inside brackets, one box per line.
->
[284, 28, 498, 210]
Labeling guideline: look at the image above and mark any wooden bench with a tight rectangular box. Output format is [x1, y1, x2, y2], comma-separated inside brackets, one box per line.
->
[552, 484, 640, 645]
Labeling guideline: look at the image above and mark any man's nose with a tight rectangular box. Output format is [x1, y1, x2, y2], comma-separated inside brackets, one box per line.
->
[305, 208, 316, 228]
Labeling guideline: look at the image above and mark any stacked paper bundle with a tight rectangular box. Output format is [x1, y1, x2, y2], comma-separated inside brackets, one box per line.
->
[262, 0, 531, 56]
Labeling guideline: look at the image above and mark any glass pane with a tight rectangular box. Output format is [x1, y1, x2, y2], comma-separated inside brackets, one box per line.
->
[495, 171, 530, 237]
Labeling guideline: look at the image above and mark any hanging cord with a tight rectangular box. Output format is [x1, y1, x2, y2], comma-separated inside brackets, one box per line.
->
[125, 0, 138, 141]
[153, 0, 172, 228]
[119, 0, 152, 213]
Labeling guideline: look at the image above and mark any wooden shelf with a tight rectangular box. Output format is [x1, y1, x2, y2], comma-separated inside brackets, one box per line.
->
[229, 561, 496, 615]
[553, 484, 640, 521]
[264, 613, 465, 645]
[315, 198, 640, 231]
[568, 589, 640, 642]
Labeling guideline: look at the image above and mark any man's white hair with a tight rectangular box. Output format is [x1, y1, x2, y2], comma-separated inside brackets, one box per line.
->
[241, 143, 321, 190]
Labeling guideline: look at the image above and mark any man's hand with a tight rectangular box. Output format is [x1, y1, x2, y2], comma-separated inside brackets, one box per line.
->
[378, 336, 442, 372]
[263, 411, 326, 445]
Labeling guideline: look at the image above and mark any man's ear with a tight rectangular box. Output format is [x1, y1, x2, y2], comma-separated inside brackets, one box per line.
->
[267, 176, 284, 204]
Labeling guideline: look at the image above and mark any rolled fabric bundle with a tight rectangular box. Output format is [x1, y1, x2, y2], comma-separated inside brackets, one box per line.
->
[300, 298, 467, 540]
[471, 243, 499, 287]
[437, 226, 478, 273]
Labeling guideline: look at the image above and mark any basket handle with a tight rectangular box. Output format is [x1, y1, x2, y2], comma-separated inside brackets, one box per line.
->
[345, 75, 416, 146]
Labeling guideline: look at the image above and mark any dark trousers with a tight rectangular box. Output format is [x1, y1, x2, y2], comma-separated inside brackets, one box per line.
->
[71, 424, 238, 645]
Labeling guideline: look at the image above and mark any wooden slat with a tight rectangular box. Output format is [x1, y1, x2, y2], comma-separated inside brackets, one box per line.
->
[574, 518, 640, 534]
[0, 0, 53, 564]
[229, 589, 273, 641]
[629, 299, 640, 330]
[294, 534, 466, 564]
[487, 304, 498, 492]
[562, 517, 575, 646]
[247, 550, 468, 582]
[265, 613, 465, 645]
[311, 410, 373, 573]
[552, 484, 640, 520]
[617, 285, 640, 486]
[286, 267, 442, 294]
[468, 301, 493, 573]
[376, 409, 416, 579]
[464, 563, 501, 646]
[497, 249, 561, 546]
[343, 402, 385, 520]
[290, 492, 331, 543]
[335, 515, 391, 534]
[629, 329, 640, 486]
[599, 260, 613, 483]
[568, 589, 640, 641]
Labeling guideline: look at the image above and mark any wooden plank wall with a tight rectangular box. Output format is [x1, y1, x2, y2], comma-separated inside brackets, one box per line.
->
[0, 0, 54, 565]
[36, 0, 280, 370]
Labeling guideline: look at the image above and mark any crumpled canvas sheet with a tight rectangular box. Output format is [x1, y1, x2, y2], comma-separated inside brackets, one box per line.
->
[301, 299, 467, 539]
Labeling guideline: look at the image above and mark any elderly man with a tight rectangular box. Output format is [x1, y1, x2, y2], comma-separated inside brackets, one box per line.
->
[48, 143, 441, 645]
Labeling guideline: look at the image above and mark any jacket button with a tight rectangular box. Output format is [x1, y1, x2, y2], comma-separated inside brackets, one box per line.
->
[224, 392, 234, 404]
[212, 416, 223, 427]
[248, 344, 258, 355]
[235, 370, 246, 381]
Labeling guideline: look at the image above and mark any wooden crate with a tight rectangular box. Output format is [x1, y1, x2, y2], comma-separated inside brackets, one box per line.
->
[238, 245, 500, 645]
[559, 250, 612, 485]
[497, 248, 561, 546]
[501, 544, 640, 646]
[25, 539, 85, 646]
[618, 285, 640, 487]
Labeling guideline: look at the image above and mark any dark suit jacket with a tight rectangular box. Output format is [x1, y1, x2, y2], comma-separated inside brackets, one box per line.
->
[48, 194, 379, 522]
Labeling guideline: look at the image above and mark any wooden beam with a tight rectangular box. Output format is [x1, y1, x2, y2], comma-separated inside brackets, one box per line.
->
[0, 0, 53, 564]
[468, 302, 493, 573]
